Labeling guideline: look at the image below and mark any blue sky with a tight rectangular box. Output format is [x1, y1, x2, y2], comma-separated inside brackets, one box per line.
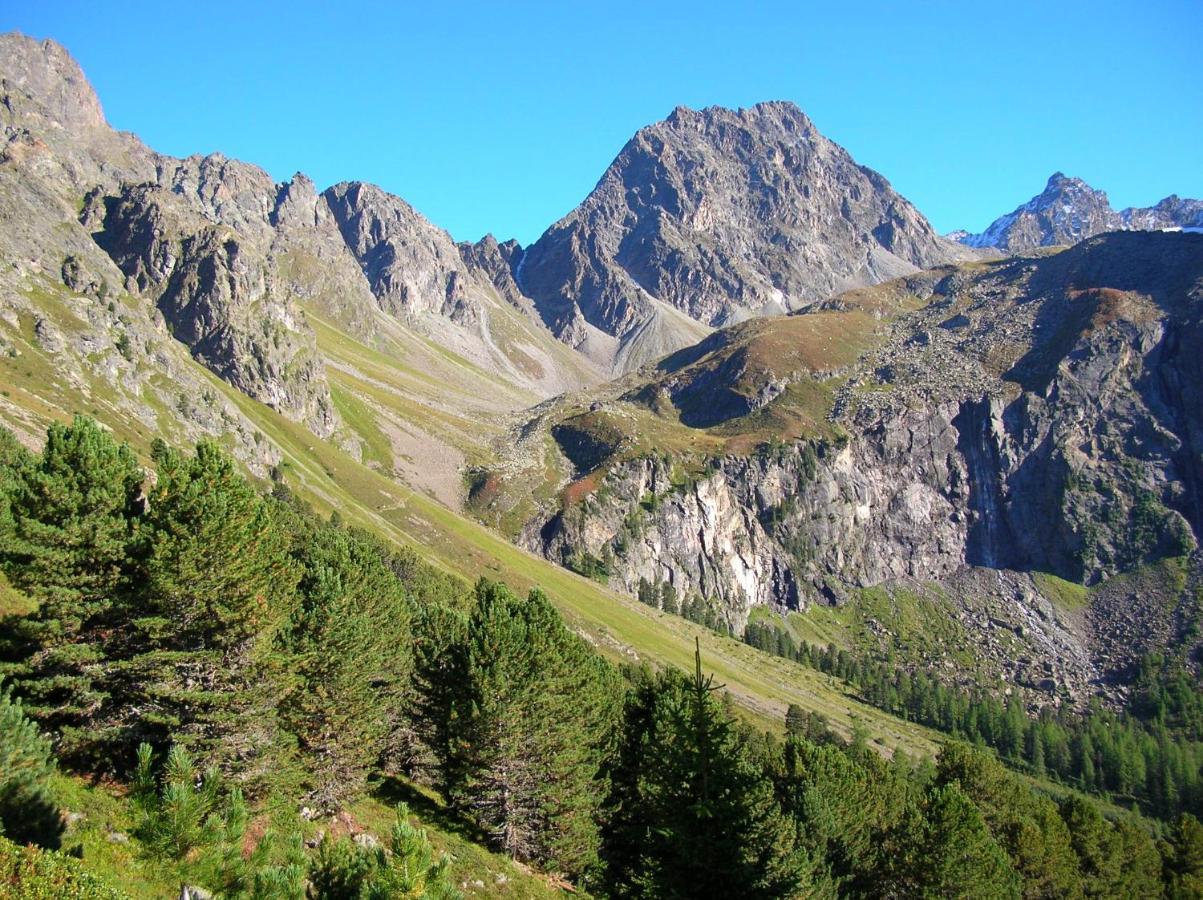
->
[4, 1, 1200, 244]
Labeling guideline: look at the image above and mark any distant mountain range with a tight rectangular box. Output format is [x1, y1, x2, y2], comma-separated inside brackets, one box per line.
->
[952, 172, 1203, 251]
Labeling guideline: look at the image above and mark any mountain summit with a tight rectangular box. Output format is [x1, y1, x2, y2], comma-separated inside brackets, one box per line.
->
[519, 101, 968, 370]
[957, 172, 1203, 251]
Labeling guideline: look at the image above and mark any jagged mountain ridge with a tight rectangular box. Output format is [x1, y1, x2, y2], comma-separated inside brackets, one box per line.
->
[520, 101, 972, 370]
[0, 31, 999, 490]
[0, 32, 602, 485]
[956, 172, 1203, 251]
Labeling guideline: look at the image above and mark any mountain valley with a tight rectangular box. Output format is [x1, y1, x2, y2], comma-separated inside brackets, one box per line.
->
[2, 27, 1203, 899]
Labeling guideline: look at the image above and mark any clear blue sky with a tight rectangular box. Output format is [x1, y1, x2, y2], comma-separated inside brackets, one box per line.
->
[4, 0, 1200, 244]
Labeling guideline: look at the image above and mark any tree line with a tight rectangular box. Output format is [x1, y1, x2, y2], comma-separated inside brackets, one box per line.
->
[745, 616, 1203, 821]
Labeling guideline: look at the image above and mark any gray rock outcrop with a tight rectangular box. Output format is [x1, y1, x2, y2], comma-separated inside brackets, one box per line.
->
[526, 233, 1203, 634]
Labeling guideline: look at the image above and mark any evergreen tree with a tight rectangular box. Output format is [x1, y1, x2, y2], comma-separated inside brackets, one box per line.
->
[0, 679, 62, 849]
[281, 521, 412, 811]
[1059, 795, 1162, 899]
[916, 783, 1021, 899]
[122, 439, 300, 788]
[602, 640, 808, 899]
[1166, 814, 1203, 899]
[131, 742, 235, 860]
[436, 581, 621, 880]
[0, 427, 31, 546]
[0, 417, 143, 737]
[934, 743, 1081, 898]
[409, 602, 468, 787]
[785, 703, 807, 737]
[776, 733, 912, 896]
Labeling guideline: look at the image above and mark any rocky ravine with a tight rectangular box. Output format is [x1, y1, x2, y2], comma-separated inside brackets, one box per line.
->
[956, 172, 1203, 252]
[523, 232, 1203, 698]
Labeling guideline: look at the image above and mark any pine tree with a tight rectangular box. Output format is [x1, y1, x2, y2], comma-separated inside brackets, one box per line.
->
[777, 733, 911, 895]
[0, 679, 62, 849]
[409, 602, 468, 787]
[0, 427, 32, 546]
[785, 703, 807, 737]
[280, 521, 412, 811]
[309, 805, 461, 899]
[435, 581, 621, 880]
[131, 742, 230, 860]
[916, 784, 1021, 899]
[121, 439, 300, 789]
[934, 743, 1081, 898]
[0, 417, 143, 737]
[1166, 814, 1203, 899]
[1059, 795, 1162, 898]
[602, 640, 808, 899]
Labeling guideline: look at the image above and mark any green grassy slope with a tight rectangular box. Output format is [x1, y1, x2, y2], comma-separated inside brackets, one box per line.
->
[44, 773, 570, 899]
[206, 369, 942, 757]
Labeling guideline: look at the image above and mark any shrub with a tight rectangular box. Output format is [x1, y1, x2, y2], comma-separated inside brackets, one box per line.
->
[309, 804, 460, 900]
[0, 834, 126, 899]
[131, 742, 245, 860]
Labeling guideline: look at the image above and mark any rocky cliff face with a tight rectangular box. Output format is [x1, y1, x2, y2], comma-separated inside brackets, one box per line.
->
[88, 180, 339, 437]
[520, 101, 968, 369]
[1, 33, 341, 440]
[958, 173, 1203, 251]
[323, 181, 480, 325]
[522, 234, 1203, 655]
[0, 33, 605, 463]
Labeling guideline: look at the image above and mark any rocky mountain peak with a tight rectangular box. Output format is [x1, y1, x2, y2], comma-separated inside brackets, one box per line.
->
[957, 170, 1119, 251]
[270, 171, 322, 229]
[520, 100, 965, 371]
[0, 33, 106, 133]
[958, 173, 1202, 251]
[153, 152, 278, 235]
[322, 180, 481, 323]
[664, 100, 814, 134]
[1041, 170, 1110, 203]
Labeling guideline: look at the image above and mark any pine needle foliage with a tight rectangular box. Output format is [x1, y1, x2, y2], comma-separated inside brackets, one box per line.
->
[0, 417, 143, 737]
[602, 640, 809, 899]
[281, 520, 413, 811]
[126, 439, 302, 790]
[309, 804, 461, 900]
[131, 742, 238, 860]
[427, 580, 622, 881]
[0, 679, 63, 849]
